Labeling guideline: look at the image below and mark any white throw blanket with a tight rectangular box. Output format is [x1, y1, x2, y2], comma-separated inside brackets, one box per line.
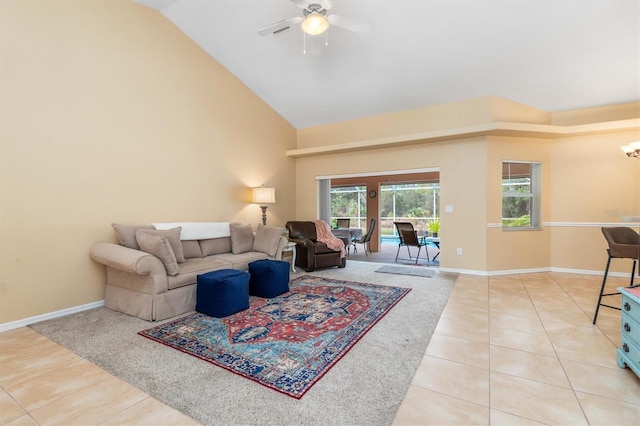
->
[152, 222, 230, 240]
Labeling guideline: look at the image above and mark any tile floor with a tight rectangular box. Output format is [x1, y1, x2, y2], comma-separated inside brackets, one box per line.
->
[2, 271, 640, 425]
[393, 272, 640, 425]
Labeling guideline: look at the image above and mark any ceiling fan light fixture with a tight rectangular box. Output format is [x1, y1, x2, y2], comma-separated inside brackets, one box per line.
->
[301, 12, 329, 35]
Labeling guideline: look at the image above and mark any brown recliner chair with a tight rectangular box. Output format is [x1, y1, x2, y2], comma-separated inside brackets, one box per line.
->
[286, 221, 346, 272]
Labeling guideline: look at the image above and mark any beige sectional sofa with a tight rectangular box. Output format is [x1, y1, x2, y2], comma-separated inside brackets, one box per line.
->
[90, 222, 287, 321]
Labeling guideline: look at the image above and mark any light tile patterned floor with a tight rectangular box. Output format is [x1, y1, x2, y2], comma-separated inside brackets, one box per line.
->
[1, 271, 640, 425]
[394, 272, 640, 425]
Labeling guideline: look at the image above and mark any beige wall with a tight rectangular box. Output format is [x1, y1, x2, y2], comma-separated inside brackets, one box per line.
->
[295, 137, 491, 271]
[485, 136, 552, 272]
[549, 130, 640, 273]
[294, 98, 640, 275]
[2, 2, 638, 326]
[550, 102, 640, 125]
[296, 97, 495, 149]
[0, 0, 296, 324]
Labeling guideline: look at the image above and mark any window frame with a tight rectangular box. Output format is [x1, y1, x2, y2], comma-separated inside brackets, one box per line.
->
[501, 160, 541, 231]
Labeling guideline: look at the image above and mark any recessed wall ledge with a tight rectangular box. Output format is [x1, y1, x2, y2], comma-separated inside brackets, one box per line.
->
[286, 118, 640, 158]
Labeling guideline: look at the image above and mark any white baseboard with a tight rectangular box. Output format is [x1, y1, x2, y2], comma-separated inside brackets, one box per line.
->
[440, 266, 634, 278]
[0, 300, 105, 334]
[439, 267, 549, 276]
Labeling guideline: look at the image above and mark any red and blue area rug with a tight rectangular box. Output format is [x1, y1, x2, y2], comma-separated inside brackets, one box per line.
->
[139, 275, 410, 399]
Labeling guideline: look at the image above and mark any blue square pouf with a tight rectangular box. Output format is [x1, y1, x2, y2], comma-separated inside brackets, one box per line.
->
[196, 269, 250, 318]
[248, 259, 290, 298]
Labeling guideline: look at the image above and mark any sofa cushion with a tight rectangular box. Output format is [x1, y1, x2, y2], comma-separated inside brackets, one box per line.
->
[214, 252, 270, 271]
[148, 227, 185, 263]
[112, 224, 154, 250]
[199, 237, 232, 256]
[252, 225, 283, 257]
[167, 257, 231, 290]
[135, 230, 179, 276]
[313, 242, 339, 254]
[230, 223, 254, 254]
[181, 240, 203, 259]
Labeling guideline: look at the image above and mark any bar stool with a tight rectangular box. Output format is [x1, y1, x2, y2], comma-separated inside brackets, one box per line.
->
[593, 227, 640, 324]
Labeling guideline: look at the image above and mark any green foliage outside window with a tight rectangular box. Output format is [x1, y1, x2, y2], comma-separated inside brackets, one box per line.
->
[330, 183, 441, 236]
[502, 161, 540, 229]
[502, 215, 531, 227]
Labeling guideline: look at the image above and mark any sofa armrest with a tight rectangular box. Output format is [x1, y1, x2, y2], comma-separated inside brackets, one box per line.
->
[288, 237, 315, 252]
[273, 236, 288, 260]
[90, 242, 165, 276]
[288, 237, 316, 272]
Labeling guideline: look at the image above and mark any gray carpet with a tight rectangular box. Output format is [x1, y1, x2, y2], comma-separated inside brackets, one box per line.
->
[375, 265, 437, 278]
[30, 261, 457, 426]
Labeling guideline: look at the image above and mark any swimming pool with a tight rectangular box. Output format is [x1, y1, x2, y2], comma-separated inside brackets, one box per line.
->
[380, 235, 439, 245]
[380, 235, 400, 244]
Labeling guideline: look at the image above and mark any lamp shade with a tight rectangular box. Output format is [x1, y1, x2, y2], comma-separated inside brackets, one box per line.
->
[252, 187, 276, 204]
[300, 13, 329, 35]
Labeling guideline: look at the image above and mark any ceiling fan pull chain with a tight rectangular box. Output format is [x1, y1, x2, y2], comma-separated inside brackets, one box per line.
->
[325, 30, 328, 46]
[303, 31, 307, 54]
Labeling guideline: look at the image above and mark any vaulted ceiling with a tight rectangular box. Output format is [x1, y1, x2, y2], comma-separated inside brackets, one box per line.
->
[134, 0, 640, 129]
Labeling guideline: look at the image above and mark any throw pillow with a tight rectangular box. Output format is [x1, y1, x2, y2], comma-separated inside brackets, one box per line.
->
[230, 223, 254, 254]
[146, 227, 185, 263]
[253, 225, 283, 257]
[112, 224, 154, 250]
[135, 230, 179, 276]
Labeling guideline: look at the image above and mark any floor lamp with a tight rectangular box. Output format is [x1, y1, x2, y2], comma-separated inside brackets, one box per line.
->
[252, 186, 276, 225]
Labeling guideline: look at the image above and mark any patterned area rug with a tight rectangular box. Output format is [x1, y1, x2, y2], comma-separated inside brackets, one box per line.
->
[139, 275, 410, 399]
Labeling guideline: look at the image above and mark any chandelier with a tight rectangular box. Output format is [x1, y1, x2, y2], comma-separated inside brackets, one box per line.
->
[621, 141, 640, 158]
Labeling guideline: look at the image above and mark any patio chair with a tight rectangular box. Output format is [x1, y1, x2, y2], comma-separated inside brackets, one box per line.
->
[593, 227, 640, 324]
[336, 218, 350, 229]
[393, 221, 428, 264]
[351, 218, 377, 256]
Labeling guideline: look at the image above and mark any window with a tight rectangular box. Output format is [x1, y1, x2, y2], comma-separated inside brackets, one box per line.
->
[330, 186, 366, 228]
[379, 183, 440, 237]
[502, 161, 541, 229]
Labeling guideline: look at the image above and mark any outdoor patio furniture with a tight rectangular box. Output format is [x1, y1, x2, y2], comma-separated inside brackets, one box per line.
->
[393, 221, 428, 264]
[352, 218, 377, 256]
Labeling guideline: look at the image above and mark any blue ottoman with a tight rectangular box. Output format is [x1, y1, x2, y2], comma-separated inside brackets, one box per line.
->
[248, 259, 290, 298]
[196, 269, 250, 317]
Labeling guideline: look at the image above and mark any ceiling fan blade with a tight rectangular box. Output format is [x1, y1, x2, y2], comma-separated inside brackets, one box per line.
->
[289, 0, 310, 9]
[290, 0, 332, 10]
[320, 0, 333, 9]
[327, 14, 371, 34]
[257, 17, 303, 36]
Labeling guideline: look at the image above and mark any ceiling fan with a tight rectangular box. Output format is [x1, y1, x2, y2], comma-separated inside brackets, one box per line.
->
[257, 0, 371, 38]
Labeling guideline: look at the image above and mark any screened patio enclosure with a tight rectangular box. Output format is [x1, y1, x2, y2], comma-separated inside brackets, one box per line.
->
[330, 182, 440, 239]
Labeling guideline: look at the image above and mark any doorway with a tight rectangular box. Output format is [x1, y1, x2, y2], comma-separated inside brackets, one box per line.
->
[327, 169, 440, 252]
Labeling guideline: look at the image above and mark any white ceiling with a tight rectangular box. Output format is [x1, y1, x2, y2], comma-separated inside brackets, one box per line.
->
[134, 0, 640, 129]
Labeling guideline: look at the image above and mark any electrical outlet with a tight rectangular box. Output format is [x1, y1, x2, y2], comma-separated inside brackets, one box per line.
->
[456, 248, 463, 255]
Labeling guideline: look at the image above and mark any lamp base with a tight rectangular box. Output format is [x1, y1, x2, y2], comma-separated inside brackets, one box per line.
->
[260, 205, 268, 226]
